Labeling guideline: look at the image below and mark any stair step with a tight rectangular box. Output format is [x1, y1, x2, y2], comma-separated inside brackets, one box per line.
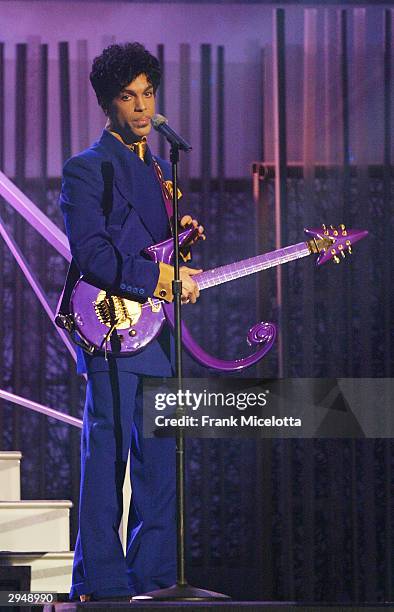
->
[0, 451, 22, 501]
[0, 551, 73, 593]
[0, 501, 72, 552]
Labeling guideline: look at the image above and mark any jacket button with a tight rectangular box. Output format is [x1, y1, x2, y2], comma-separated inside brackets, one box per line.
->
[132, 287, 138, 294]
[120, 283, 126, 290]
[139, 288, 145, 295]
[127, 285, 132, 292]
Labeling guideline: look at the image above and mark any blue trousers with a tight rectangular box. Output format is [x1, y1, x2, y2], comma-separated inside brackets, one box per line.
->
[70, 367, 176, 600]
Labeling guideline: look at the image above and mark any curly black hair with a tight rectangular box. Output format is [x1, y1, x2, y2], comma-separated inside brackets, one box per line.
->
[90, 42, 161, 113]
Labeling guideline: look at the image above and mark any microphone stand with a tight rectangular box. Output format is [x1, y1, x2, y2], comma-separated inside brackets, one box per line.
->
[133, 142, 229, 601]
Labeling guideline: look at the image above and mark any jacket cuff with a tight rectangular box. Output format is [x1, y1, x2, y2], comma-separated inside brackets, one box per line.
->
[153, 262, 174, 302]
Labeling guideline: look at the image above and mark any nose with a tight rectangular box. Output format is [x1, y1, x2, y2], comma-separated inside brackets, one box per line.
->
[135, 94, 146, 112]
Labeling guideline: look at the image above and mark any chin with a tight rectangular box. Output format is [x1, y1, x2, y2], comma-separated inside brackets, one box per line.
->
[131, 125, 152, 139]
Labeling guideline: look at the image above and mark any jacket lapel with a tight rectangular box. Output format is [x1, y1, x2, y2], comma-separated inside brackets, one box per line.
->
[97, 129, 169, 243]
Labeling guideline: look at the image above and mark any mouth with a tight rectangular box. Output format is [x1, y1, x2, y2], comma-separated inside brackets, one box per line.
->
[132, 117, 150, 128]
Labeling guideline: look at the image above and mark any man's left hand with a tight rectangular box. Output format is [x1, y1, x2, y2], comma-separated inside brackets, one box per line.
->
[180, 215, 206, 246]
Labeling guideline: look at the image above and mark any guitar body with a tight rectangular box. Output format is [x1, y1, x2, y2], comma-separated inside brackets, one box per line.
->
[69, 228, 195, 355]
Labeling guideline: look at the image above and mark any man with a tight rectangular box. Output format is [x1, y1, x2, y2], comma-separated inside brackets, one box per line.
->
[59, 42, 204, 602]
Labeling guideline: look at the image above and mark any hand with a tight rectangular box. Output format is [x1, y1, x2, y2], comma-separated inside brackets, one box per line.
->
[179, 266, 202, 304]
[180, 215, 206, 246]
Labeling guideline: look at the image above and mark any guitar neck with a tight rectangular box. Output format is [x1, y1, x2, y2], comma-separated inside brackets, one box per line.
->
[195, 242, 311, 290]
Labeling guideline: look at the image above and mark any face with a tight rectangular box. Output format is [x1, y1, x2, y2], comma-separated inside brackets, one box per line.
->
[107, 73, 155, 141]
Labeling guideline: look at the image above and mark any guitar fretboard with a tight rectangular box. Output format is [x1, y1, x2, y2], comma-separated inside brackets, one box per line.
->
[194, 242, 310, 290]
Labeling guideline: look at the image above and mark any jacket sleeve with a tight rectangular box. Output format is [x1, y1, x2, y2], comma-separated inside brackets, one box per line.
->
[59, 155, 162, 301]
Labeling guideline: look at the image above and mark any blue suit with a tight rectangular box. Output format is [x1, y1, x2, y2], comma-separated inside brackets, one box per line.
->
[60, 130, 176, 599]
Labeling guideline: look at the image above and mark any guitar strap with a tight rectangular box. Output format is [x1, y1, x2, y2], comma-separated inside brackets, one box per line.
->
[151, 156, 177, 233]
[152, 156, 192, 262]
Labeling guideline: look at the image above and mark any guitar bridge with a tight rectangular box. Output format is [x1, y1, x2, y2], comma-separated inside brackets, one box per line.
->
[94, 293, 128, 327]
[94, 290, 142, 329]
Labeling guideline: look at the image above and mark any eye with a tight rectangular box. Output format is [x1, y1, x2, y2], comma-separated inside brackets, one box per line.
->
[121, 94, 132, 101]
[145, 91, 153, 97]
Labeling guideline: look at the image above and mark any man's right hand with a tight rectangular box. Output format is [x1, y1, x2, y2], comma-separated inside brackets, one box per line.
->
[180, 267, 202, 304]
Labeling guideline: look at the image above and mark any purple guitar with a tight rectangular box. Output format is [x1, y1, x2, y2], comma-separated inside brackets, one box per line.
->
[69, 224, 368, 371]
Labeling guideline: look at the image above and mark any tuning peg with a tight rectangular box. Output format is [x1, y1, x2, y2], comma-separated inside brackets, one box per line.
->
[348, 246, 352, 254]
[333, 255, 340, 264]
[339, 223, 347, 236]
[322, 224, 326, 230]
[341, 250, 346, 259]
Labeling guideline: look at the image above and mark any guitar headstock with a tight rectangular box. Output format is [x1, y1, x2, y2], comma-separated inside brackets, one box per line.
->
[305, 224, 368, 266]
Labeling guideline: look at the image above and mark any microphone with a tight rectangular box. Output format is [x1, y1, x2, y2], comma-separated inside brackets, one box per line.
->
[151, 114, 192, 152]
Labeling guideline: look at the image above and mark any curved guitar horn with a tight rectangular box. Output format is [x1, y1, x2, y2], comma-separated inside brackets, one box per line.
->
[163, 304, 277, 372]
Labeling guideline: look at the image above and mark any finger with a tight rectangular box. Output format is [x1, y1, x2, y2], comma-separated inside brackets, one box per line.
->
[180, 215, 192, 227]
[187, 268, 203, 275]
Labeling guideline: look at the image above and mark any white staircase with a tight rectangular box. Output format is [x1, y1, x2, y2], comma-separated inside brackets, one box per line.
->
[0, 451, 74, 593]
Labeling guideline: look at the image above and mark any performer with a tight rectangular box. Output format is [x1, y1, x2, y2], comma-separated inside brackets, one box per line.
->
[59, 42, 204, 602]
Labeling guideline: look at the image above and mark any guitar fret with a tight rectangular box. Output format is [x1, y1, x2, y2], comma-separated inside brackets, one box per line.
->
[196, 243, 310, 290]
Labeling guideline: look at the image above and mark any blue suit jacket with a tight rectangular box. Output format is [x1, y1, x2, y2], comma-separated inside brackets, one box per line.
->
[60, 129, 174, 376]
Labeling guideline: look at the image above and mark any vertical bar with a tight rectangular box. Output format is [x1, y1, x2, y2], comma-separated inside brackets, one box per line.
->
[278, 440, 294, 598]
[26, 37, 42, 178]
[353, 9, 371, 380]
[383, 9, 392, 600]
[258, 439, 273, 597]
[353, 14, 377, 597]
[179, 44, 191, 191]
[77, 40, 90, 152]
[273, 13, 293, 594]
[341, 10, 351, 205]
[255, 49, 273, 380]
[26, 35, 46, 499]
[0, 42, 4, 171]
[200, 44, 212, 350]
[323, 9, 344, 377]
[301, 10, 317, 378]
[13, 44, 27, 452]
[201, 45, 212, 198]
[341, 10, 354, 379]
[217, 46, 225, 193]
[301, 438, 315, 599]
[39, 45, 48, 500]
[200, 44, 212, 571]
[59, 42, 72, 163]
[0, 42, 4, 448]
[157, 44, 166, 159]
[272, 8, 288, 378]
[217, 45, 226, 360]
[350, 442, 360, 600]
[383, 10, 392, 377]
